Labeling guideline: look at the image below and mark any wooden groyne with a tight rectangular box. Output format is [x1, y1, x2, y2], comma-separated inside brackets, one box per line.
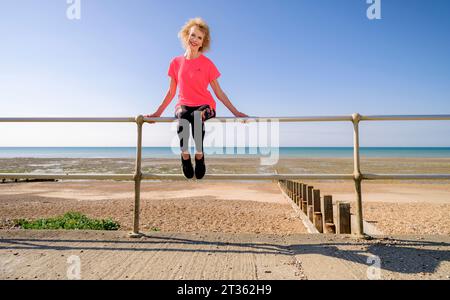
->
[279, 180, 351, 234]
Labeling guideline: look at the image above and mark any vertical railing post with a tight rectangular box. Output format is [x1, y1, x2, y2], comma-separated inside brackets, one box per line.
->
[130, 115, 144, 238]
[352, 113, 364, 237]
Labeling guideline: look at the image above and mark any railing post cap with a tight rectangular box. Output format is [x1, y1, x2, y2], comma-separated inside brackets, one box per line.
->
[352, 113, 361, 123]
[135, 115, 144, 125]
[133, 172, 142, 181]
[353, 172, 362, 181]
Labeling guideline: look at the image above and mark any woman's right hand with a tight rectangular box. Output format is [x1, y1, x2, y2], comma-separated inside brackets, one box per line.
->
[233, 111, 250, 123]
[233, 111, 249, 118]
[144, 112, 161, 124]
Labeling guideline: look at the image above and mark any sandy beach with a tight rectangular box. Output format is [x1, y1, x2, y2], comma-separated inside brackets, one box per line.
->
[0, 180, 307, 234]
[1, 157, 450, 235]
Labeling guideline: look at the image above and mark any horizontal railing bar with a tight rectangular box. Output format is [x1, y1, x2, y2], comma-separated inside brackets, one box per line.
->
[0, 173, 134, 180]
[0, 173, 353, 181]
[1, 115, 450, 123]
[149, 115, 449, 123]
[0, 118, 136, 123]
[3, 173, 450, 181]
[361, 115, 450, 121]
[364, 174, 450, 180]
[144, 116, 353, 123]
[141, 174, 354, 180]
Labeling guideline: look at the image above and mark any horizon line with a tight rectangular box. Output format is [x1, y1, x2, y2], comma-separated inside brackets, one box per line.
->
[2, 146, 450, 149]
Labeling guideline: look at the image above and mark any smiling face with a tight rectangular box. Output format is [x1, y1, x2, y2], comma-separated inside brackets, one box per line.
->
[187, 26, 205, 52]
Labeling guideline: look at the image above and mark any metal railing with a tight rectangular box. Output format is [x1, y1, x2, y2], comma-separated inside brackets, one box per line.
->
[1, 114, 450, 238]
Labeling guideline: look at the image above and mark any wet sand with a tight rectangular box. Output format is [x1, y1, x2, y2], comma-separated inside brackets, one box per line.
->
[2, 156, 450, 176]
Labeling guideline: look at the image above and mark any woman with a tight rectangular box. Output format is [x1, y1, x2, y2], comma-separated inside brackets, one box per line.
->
[146, 18, 248, 179]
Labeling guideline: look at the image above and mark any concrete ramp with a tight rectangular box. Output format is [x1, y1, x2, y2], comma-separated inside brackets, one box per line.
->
[1, 230, 449, 280]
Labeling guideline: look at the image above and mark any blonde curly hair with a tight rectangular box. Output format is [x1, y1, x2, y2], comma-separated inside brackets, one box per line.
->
[178, 17, 211, 53]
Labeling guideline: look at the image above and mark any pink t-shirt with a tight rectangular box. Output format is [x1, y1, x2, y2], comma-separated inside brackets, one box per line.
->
[168, 54, 221, 111]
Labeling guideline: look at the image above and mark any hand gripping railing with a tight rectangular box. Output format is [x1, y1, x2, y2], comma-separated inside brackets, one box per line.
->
[1, 114, 450, 238]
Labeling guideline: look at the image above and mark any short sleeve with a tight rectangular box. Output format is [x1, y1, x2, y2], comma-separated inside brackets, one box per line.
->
[168, 59, 177, 82]
[208, 60, 221, 83]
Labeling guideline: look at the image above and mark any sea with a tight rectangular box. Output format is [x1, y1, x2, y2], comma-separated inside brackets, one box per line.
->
[1, 147, 450, 158]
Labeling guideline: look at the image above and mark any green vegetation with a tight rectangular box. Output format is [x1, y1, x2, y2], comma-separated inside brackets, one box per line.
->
[14, 212, 120, 230]
[150, 226, 161, 232]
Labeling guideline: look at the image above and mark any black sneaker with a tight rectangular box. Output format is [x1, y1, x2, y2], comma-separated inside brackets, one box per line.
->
[194, 154, 206, 179]
[181, 154, 194, 179]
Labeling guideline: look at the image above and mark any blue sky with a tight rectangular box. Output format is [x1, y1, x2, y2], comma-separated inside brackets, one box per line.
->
[1, 0, 449, 147]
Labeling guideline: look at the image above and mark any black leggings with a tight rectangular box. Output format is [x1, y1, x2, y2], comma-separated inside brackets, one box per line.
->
[175, 104, 216, 153]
